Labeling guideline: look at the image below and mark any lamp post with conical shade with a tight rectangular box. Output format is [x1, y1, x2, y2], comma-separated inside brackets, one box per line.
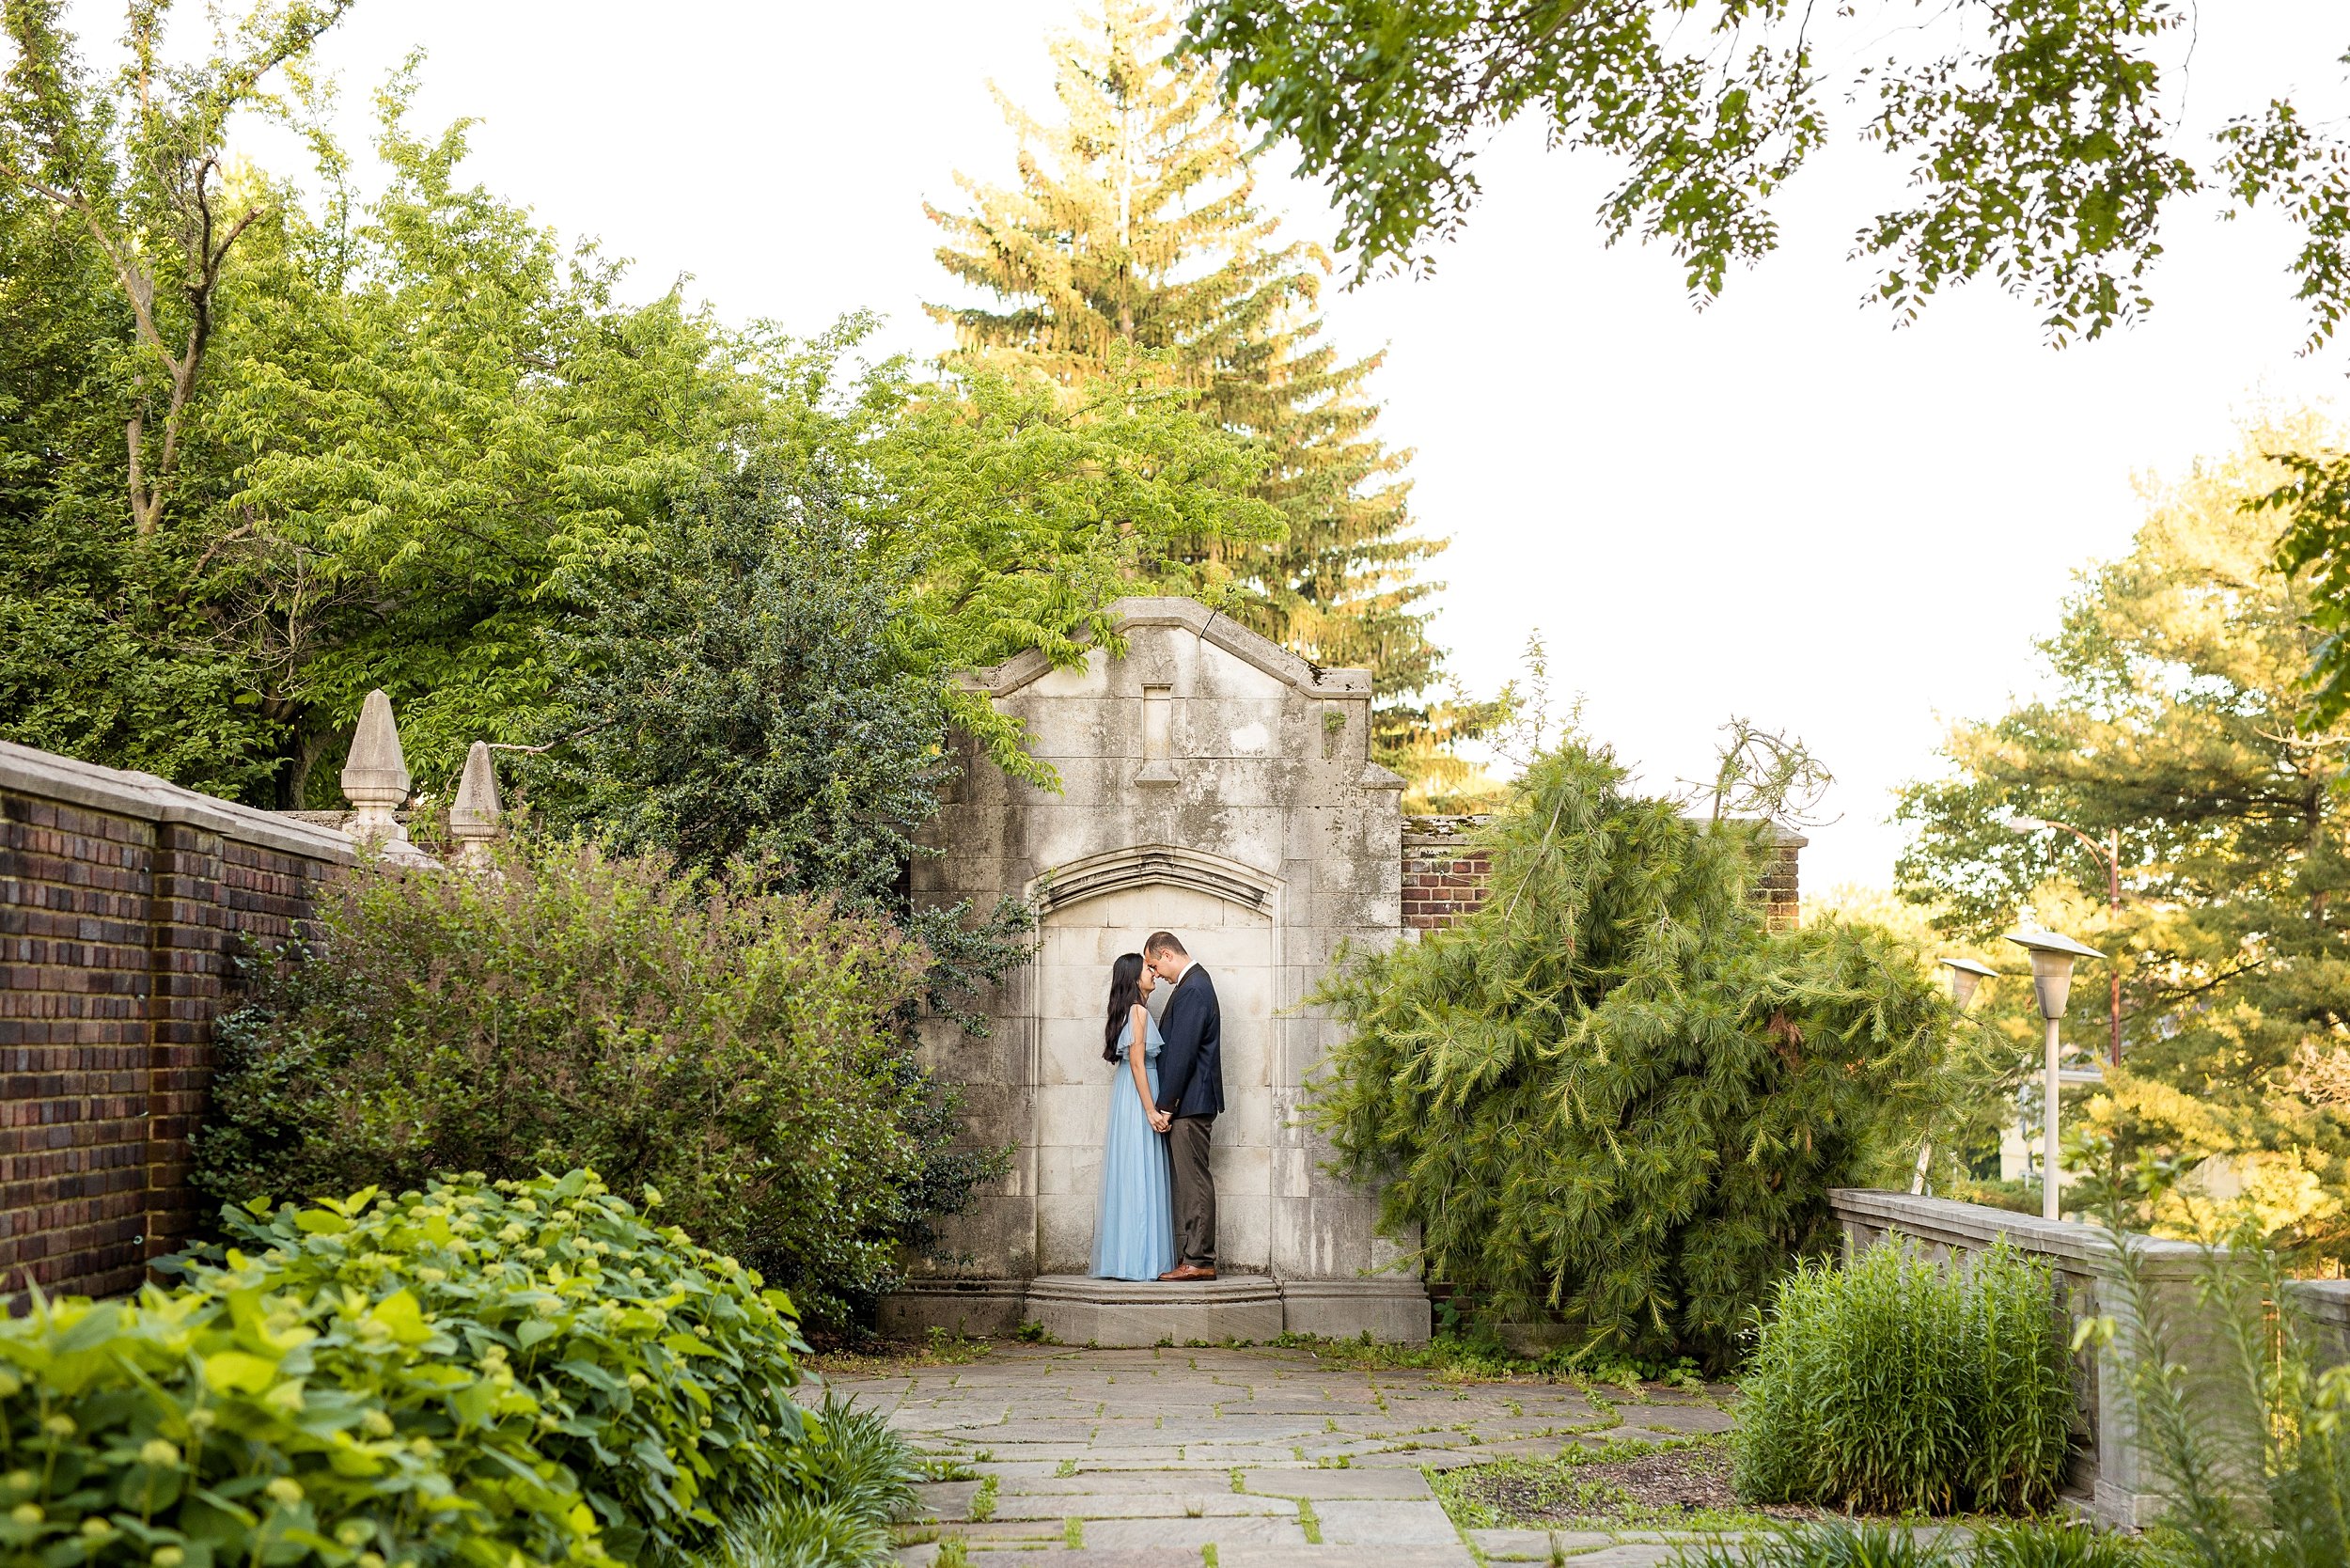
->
[1912, 958, 2001, 1194]
[2004, 929, 2106, 1221]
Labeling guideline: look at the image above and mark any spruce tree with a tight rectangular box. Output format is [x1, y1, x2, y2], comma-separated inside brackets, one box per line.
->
[927, 0, 1455, 762]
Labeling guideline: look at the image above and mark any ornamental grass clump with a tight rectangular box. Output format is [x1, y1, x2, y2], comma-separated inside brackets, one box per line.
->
[1732, 1237, 2076, 1515]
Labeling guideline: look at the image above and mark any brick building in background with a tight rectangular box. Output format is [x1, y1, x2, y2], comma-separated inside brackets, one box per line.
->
[1403, 814, 1805, 933]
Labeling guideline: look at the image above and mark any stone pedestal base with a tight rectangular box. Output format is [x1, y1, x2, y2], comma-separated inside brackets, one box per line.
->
[881, 1275, 1432, 1346]
[1029, 1274, 1284, 1347]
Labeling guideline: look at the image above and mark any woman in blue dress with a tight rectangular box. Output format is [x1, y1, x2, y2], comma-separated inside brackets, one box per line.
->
[1090, 952, 1176, 1280]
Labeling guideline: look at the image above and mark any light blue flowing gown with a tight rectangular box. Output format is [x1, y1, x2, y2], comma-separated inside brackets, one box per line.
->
[1090, 1013, 1176, 1281]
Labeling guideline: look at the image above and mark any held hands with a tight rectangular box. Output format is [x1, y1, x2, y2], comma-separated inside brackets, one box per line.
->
[1150, 1109, 1173, 1134]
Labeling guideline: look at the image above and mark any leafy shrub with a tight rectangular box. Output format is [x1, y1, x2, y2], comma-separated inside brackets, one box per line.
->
[0, 1286, 591, 1568]
[1309, 739, 1951, 1365]
[183, 1170, 819, 1562]
[196, 842, 938, 1325]
[0, 1170, 823, 1568]
[1733, 1237, 2075, 1514]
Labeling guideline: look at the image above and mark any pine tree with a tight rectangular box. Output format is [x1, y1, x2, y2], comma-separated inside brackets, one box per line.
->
[1310, 737, 1950, 1366]
[927, 0, 1455, 759]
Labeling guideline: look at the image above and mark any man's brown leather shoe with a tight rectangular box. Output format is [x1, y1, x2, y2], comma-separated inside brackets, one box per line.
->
[1157, 1263, 1217, 1281]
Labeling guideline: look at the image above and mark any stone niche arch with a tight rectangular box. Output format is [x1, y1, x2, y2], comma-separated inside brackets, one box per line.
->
[892, 596, 1429, 1341]
[1026, 848, 1282, 1276]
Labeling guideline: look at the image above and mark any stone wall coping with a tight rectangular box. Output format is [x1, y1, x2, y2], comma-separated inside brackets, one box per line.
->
[1827, 1188, 2206, 1275]
[2287, 1278, 2350, 1328]
[968, 596, 1378, 701]
[0, 740, 356, 866]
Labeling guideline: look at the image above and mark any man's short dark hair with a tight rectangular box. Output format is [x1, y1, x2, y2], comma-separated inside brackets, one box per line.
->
[1144, 931, 1186, 958]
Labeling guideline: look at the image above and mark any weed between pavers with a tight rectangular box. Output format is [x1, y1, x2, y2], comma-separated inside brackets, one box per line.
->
[1298, 1498, 1323, 1544]
[967, 1475, 1000, 1522]
[1064, 1517, 1084, 1547]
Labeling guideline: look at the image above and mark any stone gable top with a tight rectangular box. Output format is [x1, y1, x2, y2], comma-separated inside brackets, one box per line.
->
[963, 595, 1374, 700]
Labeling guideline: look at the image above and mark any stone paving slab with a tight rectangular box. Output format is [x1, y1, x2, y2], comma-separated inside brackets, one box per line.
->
[1312, 1497, 1463, 1545]
[987, 1493, 1297, 1521]
[846, 1344, 1742, 1568]
[1472, 1528, 1619, 1560]
[1235, 1467, 1434, 1499]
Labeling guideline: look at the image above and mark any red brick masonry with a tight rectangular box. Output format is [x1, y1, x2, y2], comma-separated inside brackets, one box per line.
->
[0, 744, 352, 1298]
[1403, 815, 1804, 934]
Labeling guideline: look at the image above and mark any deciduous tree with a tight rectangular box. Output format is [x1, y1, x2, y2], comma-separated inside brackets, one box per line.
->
[1896, 416, 2350, 1258]
[1182, 0, 2346, 353]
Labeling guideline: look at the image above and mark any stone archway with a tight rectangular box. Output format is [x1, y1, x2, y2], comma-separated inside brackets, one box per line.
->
[1027, 848, 1280, 1277]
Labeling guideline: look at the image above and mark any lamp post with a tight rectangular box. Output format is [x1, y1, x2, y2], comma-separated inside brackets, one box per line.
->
[1913, 957, 2000, 1194]
[2004, 928, 2106, 1221]
[2003, 813, 2123, 1066]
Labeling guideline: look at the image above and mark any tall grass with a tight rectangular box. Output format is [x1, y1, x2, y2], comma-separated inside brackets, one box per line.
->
[1674, 1519, 2143, 1568]
[1734, 1236, 2076, 1514]
[2106, 1222, 2350, 1567]
[719, 1394, 920, 1568]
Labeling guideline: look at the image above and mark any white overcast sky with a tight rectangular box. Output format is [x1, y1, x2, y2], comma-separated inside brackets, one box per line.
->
[55, 1, 2350, 889]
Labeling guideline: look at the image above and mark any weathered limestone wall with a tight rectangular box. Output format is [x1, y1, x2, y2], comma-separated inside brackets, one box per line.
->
[898, 598, 1427, 1340]
[0, 744, 353, 1296]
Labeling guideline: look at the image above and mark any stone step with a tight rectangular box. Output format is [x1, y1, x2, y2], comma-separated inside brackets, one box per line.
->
[1027, 1273, 1286, 1347]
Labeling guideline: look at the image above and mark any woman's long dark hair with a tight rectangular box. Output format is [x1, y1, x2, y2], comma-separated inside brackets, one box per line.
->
[1103, 952, 1146, 1062]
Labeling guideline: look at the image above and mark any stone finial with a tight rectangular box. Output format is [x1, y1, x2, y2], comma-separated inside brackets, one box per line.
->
[338, 689, 434, 867]
[448, 741, 503, 869]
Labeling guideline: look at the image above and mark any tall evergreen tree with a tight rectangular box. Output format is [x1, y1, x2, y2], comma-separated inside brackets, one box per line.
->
[926, 0, 1458, 766]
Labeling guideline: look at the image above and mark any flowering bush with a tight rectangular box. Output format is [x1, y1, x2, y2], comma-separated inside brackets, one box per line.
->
[0, 1171, 819, 1568]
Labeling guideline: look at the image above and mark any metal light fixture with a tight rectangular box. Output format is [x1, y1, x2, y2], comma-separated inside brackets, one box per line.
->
[2001, 810, 2125, 1066]
[2004, 928, 2106, 1221]
[1912, 957, 2003, 1195]
[1939, 956, 1999, 1011]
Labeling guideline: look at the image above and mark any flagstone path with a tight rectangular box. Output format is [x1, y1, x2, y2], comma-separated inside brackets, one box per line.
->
[822, 1342, 1743, 1566]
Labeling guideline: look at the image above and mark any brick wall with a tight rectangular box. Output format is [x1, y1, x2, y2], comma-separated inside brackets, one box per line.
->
[0, 744, 352, 1297]
[1402, 822, 1492, 932]
[1402, 816, 1805, 934]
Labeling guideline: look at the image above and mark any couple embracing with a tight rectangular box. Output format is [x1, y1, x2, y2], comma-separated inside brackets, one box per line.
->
[1090, 931, 1222, 1282]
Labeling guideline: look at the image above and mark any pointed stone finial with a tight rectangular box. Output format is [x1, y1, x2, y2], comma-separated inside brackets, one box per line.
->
[448, 741, 503, 869]
[338, 689, 434, 867]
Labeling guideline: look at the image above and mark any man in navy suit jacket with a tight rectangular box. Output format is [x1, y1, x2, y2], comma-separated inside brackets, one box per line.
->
[1146, 930, 1223, 1279]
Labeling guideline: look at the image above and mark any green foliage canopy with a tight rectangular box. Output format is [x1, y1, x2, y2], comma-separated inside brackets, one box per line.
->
[1180, 0, 2348, 350]
[1309, 738, 1950, 1366]
[1895, 417, 2350, 1259]
[931, 0, 1464, 773]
